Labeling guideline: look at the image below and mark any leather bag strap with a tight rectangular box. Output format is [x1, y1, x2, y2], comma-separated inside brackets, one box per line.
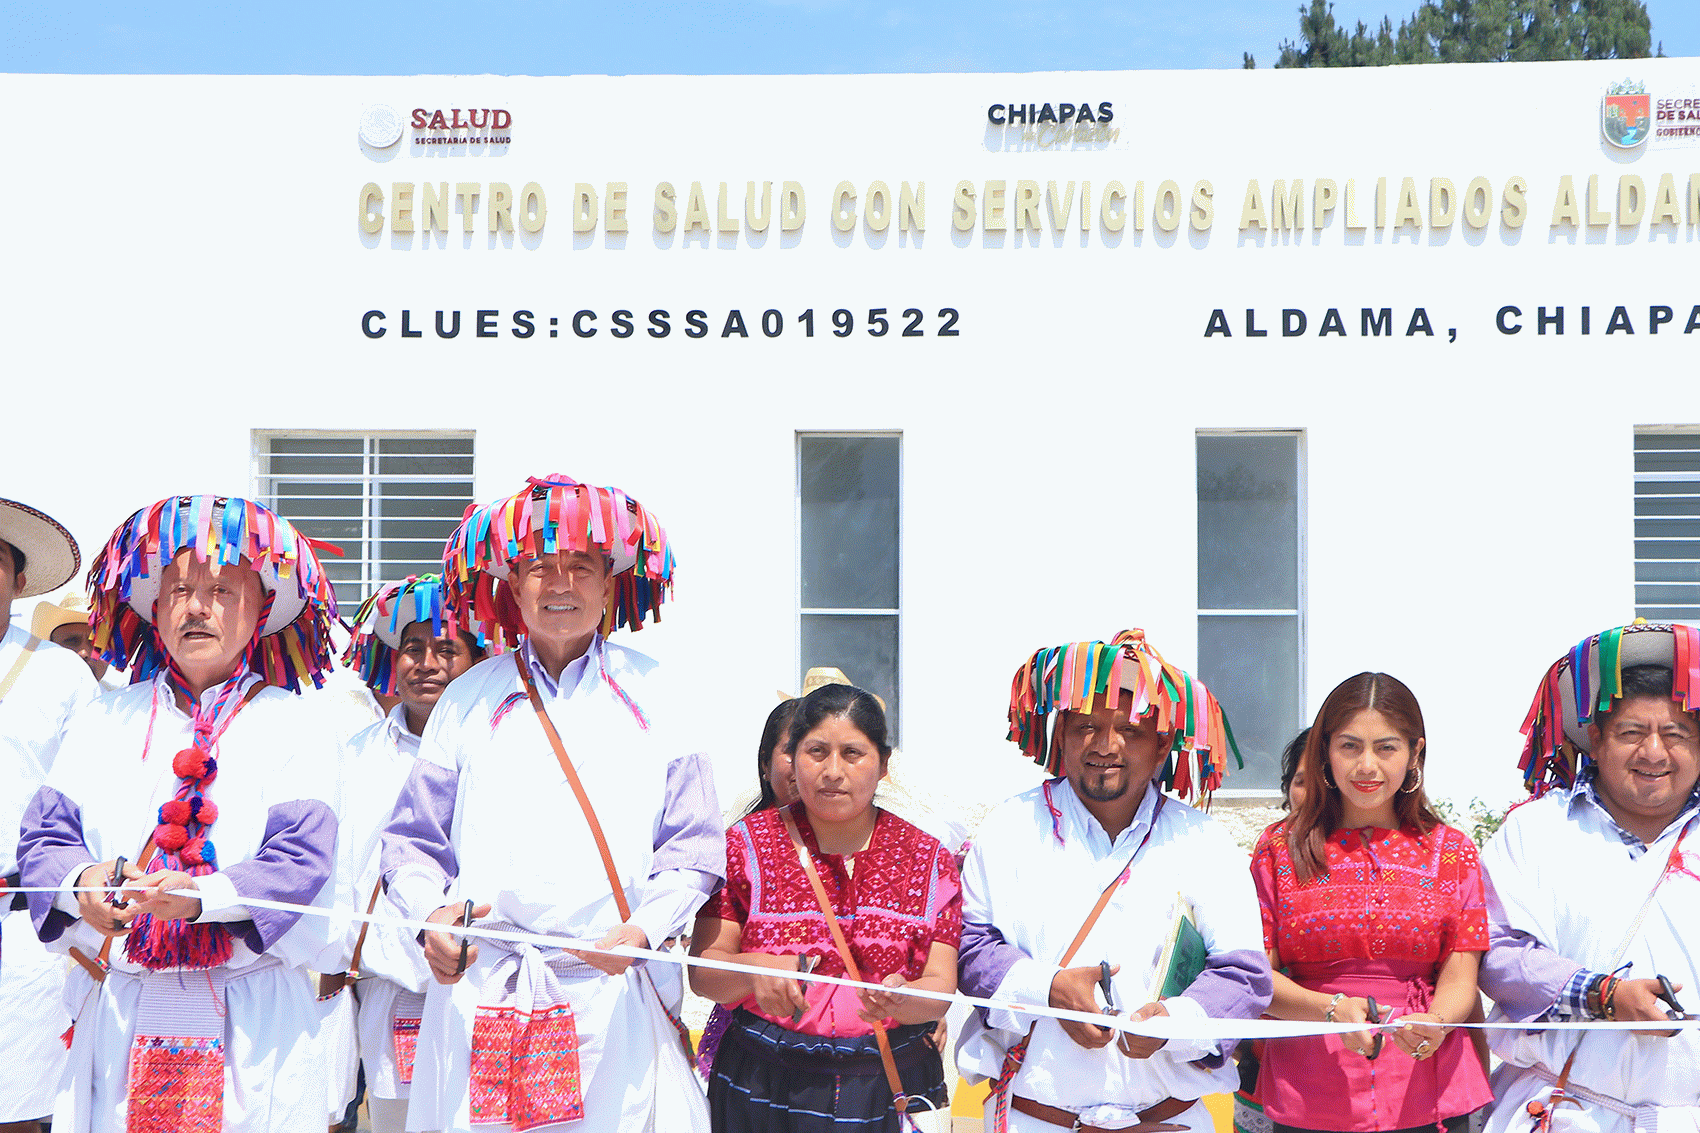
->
[518, 662, 631, 921]
[779, 806, 910, 1114]
[347, 880, 385, 976]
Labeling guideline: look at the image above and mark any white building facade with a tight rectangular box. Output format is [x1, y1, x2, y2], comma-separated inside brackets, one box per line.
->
[5, 61, 1699, 812]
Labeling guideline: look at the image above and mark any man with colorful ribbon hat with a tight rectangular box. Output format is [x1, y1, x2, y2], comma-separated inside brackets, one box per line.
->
[956, 629, 1272, 1133]
[0, 497, 99, 1133]
[380, 473, 724, 1133]
[1479, 621, 1700, 1133]
[323, 574, 487, 1133]
[15, 494, 345, 1133]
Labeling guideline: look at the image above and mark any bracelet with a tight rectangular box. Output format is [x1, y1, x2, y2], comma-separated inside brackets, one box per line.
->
[1325, 992, 1345, 1023]
[1601, 975, 1621, 1022]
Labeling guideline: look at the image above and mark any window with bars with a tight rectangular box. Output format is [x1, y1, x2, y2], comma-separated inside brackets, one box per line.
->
[798, 434, 901, 740]
[1634, 429, 1700, 623]
[254, 432, 476, 611]
[1196, 431, 1306, 792]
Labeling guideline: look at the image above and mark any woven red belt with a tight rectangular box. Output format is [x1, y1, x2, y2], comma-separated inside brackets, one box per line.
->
[1011, 1094, 1193, 1133]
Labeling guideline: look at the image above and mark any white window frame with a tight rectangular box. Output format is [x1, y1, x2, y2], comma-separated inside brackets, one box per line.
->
[1196, 428, 1308, 800]
[1633, 424, 1700, 624]
[795, 430, 903, 738]
[251, 429, 476, 608]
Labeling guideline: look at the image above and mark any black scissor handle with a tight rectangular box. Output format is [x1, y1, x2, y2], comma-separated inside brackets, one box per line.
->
[1365, 996, 1385, 1060]
[1656, 975, 1688, 1020]
[455, 899, 474, 975]
[108, 856, 129, 907]
[1099, 960, 1117, 1014]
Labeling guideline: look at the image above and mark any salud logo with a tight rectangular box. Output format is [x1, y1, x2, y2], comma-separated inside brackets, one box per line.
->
[1602, 79, 1651, 149]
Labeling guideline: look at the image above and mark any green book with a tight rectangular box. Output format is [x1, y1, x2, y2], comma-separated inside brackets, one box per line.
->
[1152, 893, 1209, 1000]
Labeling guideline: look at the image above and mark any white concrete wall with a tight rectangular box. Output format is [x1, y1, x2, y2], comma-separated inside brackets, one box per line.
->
[5, 61, 1696, 818]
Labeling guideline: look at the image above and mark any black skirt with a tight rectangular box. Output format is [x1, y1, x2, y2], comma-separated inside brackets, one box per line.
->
[708, 1008, 949, 1133]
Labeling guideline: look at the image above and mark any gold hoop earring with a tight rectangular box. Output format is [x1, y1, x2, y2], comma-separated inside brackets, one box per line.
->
[1399, 766, 1424, 794]
[1323, 765, 1337, 790]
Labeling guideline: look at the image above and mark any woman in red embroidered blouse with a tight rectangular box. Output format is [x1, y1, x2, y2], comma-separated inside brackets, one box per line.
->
[691, 683, 961, 1132]
[1250, 673, 1492, 1133]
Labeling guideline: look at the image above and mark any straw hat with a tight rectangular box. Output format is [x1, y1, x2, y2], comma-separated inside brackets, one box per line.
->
[0, 498, 80, 598]
[30, 591, 92, 640]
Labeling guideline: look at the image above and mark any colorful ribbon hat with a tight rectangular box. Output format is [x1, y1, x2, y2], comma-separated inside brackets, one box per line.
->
[343, 573, 465, 694]
[0, 497, 81, 599]
[1519, 620, 1700, 796]
[1007, 628, 1241, 803]
[443, 473, 675, 650]
[86, 495, 340, 690]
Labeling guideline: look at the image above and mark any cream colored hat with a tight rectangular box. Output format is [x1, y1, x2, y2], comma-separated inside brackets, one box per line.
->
[0, 498, 81, 599]
[30, 591, 92, 640]
[778, 666, 885, 712]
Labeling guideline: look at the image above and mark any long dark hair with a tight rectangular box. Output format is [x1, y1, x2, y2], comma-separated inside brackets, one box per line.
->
[743, 699, 800, 818]
[1287, 672, 1440, 883]
[786, 683, 892, 762]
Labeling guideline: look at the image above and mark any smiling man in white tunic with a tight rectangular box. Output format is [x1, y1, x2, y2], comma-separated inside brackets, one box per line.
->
[17, 494, 344, 1133]
[1479, 620, 1700, 1133]
[957, 629, 1272, 1133]
[381, 473, 724, 1133]
[0, 498, 99, 1133]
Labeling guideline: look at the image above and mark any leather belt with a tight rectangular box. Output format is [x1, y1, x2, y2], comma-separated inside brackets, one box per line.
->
[1012, 1094, 1193, 1132]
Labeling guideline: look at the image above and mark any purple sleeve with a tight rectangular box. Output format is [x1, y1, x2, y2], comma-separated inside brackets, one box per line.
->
[649, 751, 726, 882]
[380, 759, 460, 919]
[222, 799, 337, 952]
[1180, 948, 1275, 1067]
[1480, 924, 1585, 1022]
[629, 751, 727, 948]
[959, 920, 1028, 999]
[17, 785, 95, 943]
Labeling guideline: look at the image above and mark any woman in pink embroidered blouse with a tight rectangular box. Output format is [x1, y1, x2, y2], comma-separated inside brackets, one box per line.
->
[1250, 673, 1493, 1133]
[690, 683, 961, 1132]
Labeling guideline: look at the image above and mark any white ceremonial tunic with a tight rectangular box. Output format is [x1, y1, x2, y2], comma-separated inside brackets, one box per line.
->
[328, 706, 434, 1122]
[958, 780, 1270, 1133]
[1481, 790, 1700, 1133]
[20, 674, 342, 1133]
[0, 624, 99, 1123]
[381, 638, 724, 1133]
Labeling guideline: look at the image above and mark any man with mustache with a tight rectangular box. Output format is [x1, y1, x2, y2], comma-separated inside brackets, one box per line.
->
[17, 495, 344, 1133]
[381, 474, 724, 1133]
[0, 498, 98, 1133]
[956, 630, 1272, 1133]
[323, 574, 487, 1133]
[1479, 621, 1700, 1133]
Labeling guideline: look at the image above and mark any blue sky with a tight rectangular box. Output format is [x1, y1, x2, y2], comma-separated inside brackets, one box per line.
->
[5, 1, 1694, 74]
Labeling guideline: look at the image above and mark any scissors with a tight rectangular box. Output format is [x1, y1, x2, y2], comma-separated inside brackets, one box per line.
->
[792, 954, 819, 1024]
[108, 856, 129, 907]
[454, 899, 475, 976]
[1655, 975, 1688, 1020]
[1099, 960, 1116, 1014]
[1364, 996, 1385, 1060]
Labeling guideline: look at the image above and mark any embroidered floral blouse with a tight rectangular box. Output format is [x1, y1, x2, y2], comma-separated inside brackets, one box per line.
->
[1251, 820, 1489, 969]
[713, 803, 962, 1037]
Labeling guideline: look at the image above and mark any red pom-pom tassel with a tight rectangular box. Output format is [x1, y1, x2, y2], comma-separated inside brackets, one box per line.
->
[190, 797, 217, 824]
[154, 823, 189, 851]
[180, 837, 207, 866]
[159, 799, 191, 825]
[172, 747, 204, 778]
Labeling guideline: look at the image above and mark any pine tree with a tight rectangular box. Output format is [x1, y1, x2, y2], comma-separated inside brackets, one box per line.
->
[1263, 0, 1654, 66]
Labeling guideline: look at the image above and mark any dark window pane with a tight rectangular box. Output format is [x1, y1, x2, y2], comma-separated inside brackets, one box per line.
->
[800, 613, 899, 744]
[800, 436, 899, 610]
[1197, 615, 1303, 792]
[1197, 436, 1300, 609]
[1637, 560, 1700, 583]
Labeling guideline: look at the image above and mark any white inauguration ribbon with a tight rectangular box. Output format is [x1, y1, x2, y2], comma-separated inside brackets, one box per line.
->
[10, 884, 1700, 1043]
